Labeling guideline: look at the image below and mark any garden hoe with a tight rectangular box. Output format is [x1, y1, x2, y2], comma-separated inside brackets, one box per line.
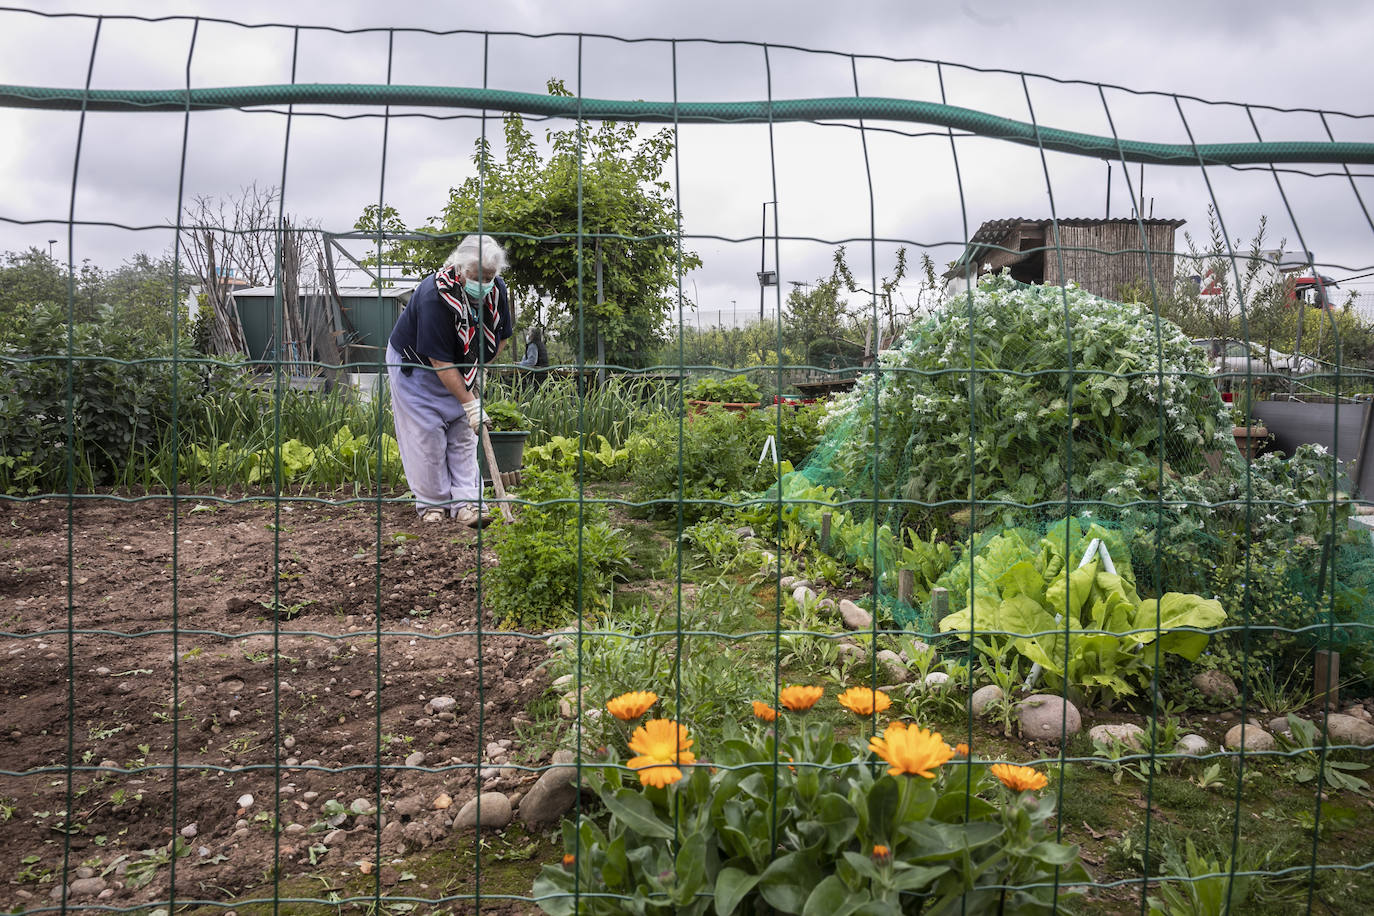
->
[478, 419, 516, 524]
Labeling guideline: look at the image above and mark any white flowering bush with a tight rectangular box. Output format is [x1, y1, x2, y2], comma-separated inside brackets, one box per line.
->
[819, 272, 1238, 529]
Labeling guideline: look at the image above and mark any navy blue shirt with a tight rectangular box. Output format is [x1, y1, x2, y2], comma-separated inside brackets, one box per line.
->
[390, 273, 512, 372]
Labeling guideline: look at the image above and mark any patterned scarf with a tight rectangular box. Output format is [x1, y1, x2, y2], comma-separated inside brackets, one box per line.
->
[434, 265, 501, 387]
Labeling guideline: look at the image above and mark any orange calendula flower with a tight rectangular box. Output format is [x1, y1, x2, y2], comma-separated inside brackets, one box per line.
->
[837, 686, 892, 716]
[872, 844, 891, 863]
[752, 701, 778, 722]
[626, 718, 696, 789]
[561, 853, 576, 871]
[778, 685, 824, 712]
[606, 690, 658, 721]
[990, 763, 1048, 792]
[868, 722, 955, 778]
[954, 743, 969, 757]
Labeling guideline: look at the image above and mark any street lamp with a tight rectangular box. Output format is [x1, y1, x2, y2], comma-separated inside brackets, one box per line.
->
[759, 201, 777, 322]
[47, 239, 57, 260]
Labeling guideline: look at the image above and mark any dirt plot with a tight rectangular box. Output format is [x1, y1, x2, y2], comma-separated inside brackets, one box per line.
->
[0, 496, 552, 913]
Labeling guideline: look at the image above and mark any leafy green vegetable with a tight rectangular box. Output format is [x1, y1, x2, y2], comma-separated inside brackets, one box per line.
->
[939, 520, 1226, 705]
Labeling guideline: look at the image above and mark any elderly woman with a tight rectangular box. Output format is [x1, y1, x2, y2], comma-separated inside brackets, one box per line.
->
[387, 235, 512, 525]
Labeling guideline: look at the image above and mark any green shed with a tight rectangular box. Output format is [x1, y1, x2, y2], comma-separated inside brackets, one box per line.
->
[231, 284, 416, 369]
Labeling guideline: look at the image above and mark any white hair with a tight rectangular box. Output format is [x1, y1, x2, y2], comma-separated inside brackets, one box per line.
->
[444, 234, 509, 276]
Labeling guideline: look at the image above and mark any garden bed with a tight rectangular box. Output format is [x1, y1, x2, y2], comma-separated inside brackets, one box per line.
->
[0, 496, 551, 914]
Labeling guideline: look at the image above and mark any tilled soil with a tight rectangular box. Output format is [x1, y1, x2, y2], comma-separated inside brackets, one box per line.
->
[0, 495, 553, 914]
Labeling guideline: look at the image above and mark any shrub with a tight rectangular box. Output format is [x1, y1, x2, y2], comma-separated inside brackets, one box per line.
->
[688, 374, 761, 403]
[486, 469, 631, 630]
[1, 303, 205, 491]
[629, 407, 777, 522]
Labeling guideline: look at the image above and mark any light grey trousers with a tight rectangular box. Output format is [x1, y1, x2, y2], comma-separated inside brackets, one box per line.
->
[386, 344, 480, 516]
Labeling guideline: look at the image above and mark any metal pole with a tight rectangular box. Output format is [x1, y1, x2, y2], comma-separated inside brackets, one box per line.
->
[759, 201, 767, 323]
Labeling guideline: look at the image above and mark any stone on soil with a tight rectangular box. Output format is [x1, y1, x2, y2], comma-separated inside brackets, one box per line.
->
[1174, 734, 1210, 755]
[1016, 695, 1081, 740]
[1223, 723, 1275, 751]
[1323, 713, 1374, 745]
[455, 792, 512, 829]
[875, 649, 910, 683]
[1191, 670, 1239, 703]
[839, 599, 872, 630]
[970, 685, 1004, 716]
[521, 749, 584, 831]
[1088, 723, 1145, 750]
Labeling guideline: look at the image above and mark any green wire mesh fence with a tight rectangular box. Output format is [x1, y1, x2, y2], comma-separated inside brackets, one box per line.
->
[1, 8, 1373, 915]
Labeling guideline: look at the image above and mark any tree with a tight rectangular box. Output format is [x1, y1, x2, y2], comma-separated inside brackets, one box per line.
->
[358, 78, 700, 370]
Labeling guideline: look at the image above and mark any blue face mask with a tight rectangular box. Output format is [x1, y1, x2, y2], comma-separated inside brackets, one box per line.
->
[464, 277, 497, 300]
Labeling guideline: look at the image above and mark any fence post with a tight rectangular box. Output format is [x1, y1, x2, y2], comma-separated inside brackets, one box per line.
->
[897, 569, 915, 606]
[931, 587, 949, 625]
[819, 513, 832, 550]
[1314, 649, 1340, 711]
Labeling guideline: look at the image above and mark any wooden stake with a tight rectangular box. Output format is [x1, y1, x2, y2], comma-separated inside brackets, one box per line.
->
[819, 513, 832, 550]
[478, 422, 515, 523]
[897, 569, 915, 606]
[1315, 649, 1340, 711]
[931, 587, 949, 624]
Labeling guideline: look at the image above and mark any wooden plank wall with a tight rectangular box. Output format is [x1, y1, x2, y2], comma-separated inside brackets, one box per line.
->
[1044, 223, 1178, 300]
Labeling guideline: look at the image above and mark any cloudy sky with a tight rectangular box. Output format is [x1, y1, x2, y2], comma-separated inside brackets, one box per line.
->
[3, 0, 1373, 328]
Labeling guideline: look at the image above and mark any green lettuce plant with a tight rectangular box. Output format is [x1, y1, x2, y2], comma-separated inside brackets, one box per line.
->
[938, 520, 1226, 705]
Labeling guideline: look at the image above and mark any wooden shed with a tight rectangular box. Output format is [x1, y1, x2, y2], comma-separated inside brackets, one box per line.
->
[945, 218, 1185, 300]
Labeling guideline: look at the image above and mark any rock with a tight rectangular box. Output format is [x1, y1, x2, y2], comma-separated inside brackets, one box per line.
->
[733, 526, 754, 539]
[404, 751, 425, 768]
[1174, 734, 1210, 756]
[323, 829, 347, 846]
[970, 685, 1004, 716]
[427, 696, 457, 714]
[1343, 705, 1372, 723]
[393, 795, 425, 818]
[779, 576, 799, 590]
[349, 798, 376, 815]
[817, 597, 836, 612]
[237, 793, 254, 809]
[792, 586, 817, 607]
[1192, 670, 1239, 703]
[1268, 715, 1304, 736]
[551, 674, 574, 690]
[68, 877, 106, 898]
[380, 820, 403, 848]
[1089, 723, 1145, 750]
[455, 792, 513, 829]
[836, 643, 866, 663]
[403, 820, 439, 851]
[1323, 713, 1374, 746]
[432, 793, 452, 810]
[1223, 723, 1275, 752]
[839, 599, 872, 630]
[521, 750, 584, 831]
[875, 649, 910, 683]
[1017, 695, 1081, 741]
[923, 672, 950, 691]
[180, 823, 198, 839]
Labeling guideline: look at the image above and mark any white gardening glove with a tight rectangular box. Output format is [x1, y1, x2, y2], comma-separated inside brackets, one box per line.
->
[462, 397, 488, 432]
